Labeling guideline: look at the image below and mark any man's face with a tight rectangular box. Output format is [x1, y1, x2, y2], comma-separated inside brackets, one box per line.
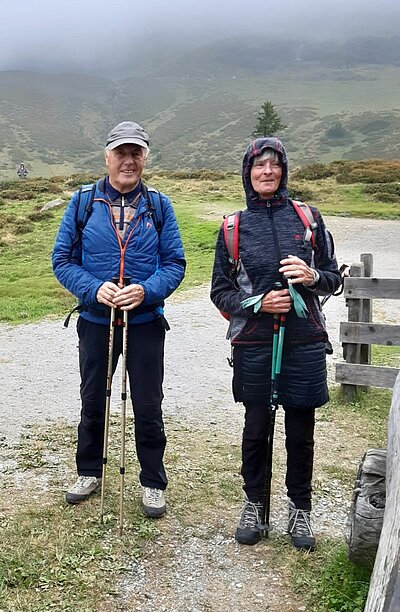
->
[250, 156, 282, 199]
[105, 143, 147, 193]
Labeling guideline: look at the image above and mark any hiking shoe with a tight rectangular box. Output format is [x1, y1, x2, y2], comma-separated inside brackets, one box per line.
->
[235, 495, 263, 545]
[65, 476, 101, 504]
[142, 487, 166, 518]
[288, 500, 316, 551]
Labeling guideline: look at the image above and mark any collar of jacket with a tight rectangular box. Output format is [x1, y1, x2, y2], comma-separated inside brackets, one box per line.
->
[246, 194, 288, 212]
[103, 176, 142, 204]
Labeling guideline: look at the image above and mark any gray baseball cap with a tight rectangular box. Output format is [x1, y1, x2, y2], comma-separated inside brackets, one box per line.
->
[105, 121, 149, 151]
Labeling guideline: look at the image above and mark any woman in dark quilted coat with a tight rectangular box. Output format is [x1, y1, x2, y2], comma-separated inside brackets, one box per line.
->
[210, 137, 341, 550]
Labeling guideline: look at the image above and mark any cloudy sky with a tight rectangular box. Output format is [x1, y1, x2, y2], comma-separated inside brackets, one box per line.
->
[1, 0, 399, 73]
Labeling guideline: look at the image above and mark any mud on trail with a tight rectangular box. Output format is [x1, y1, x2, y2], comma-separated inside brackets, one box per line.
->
[0, 217, 399, 611]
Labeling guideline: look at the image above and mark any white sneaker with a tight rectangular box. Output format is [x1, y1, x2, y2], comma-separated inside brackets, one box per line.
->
[142, 487, 166, 518]
[66, 476, 101, 504]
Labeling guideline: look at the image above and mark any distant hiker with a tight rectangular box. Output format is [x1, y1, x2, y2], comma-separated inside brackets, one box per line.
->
[210, 138, 341, 551]
[17, 163, 28, 178]
[52, 121, 185, 518]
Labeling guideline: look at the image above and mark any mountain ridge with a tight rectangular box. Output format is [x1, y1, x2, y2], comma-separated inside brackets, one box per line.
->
[1, 35, 399, 178]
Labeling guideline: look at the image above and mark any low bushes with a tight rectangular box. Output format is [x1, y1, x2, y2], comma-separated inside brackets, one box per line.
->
[363, 182, 400, 203]
[292, 163, 336, 181]
[336, 160, 400, 184]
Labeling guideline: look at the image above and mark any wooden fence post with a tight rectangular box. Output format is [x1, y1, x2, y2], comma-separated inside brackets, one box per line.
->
[342, 262, 364, 398]
[360, 254, 373, 372]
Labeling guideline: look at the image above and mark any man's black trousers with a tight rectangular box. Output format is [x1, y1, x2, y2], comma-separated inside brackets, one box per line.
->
[76, 316, 167, 490]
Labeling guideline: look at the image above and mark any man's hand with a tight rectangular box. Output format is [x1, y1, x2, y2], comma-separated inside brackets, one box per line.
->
[96, 281, 119, 307]
[279, 255, 316, 286]
[259, 288, 291, 313]
[112, 284, 145, 310]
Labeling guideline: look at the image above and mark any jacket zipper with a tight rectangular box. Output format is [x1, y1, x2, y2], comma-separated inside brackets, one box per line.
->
[267, 202, 283, 265]
[119, 195, 125, 232]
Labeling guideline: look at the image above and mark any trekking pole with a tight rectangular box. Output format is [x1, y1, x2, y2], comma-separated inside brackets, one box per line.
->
[119, 276, 130, 536]
[259, 282, 286, 537]
[100, 279, 119, 525]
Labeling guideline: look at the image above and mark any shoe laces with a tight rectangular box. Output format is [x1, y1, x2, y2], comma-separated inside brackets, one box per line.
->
[72, 476, 96, 492]
[239, 499, 262, 529]
[144, 487, 163, 503]
[289, 506, 314, 538]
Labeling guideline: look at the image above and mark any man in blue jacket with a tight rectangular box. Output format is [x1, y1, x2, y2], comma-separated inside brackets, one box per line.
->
[52, 121, 185, 518]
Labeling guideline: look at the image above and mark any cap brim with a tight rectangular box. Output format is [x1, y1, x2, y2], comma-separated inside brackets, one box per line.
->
[106, 137, 149, 151]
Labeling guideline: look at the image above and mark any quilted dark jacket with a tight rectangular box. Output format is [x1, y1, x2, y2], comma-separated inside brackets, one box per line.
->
[210, 137, 341, 345]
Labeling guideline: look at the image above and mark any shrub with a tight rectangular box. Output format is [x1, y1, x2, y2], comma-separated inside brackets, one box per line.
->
[3, 190, 36, 201]
[292, 163, 335, 181]
[336, 160, 400, 184]
[288, 183, 314, 201]
[326, 122, 351, 139]
[27, 210, 55, 222]
[65, 173, 101, 189]
[150, 169, 227, 181]
[12, 219, 34, 234]
[0, 214, 14, 228]
[363, 183, 400, 202]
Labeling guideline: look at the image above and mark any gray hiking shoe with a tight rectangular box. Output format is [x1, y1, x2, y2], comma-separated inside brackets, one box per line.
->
[65, 476, 101, 504]
[142, 487, 166, 518]
[288, 500, 316, 551]
[235, 495, 263, 545]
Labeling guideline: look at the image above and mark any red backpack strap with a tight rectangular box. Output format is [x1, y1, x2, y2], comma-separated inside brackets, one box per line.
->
[291, 200, 317, 249]
[223, 211, 241, 267]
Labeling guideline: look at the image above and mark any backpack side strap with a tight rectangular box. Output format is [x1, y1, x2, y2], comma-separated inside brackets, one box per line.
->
[223, 211, 241, 268]
[291, 200, 318, 249]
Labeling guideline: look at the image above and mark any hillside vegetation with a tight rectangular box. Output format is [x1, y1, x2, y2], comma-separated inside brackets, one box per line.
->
[1, 35, 400, 177]
[0, 160, 399, 324]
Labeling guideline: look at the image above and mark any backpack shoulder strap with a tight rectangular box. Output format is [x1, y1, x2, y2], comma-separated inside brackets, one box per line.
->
[76, 183, 97, 231]
[223, 211, 241, 268]
[291, 199, 318, 249]
[68, 183, 96, 262]
[142, 184, 164, 234]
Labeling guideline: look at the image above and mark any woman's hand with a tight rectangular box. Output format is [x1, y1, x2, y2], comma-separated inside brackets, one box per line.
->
[279, 255, 317, 286]
[259, 288, 291, 313]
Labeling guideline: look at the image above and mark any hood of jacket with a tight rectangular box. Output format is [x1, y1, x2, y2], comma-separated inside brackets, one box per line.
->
[242, 137, 289, 211]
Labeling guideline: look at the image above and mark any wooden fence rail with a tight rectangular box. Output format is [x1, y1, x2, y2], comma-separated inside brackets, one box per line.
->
[335, 254, 400, 393]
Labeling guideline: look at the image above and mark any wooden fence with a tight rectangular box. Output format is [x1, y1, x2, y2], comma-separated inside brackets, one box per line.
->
[335, 253, 400, 393]
[363, 371, 400, 612]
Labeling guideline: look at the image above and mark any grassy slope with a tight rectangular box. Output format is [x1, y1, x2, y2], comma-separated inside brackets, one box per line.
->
[1, 60, 400, 176]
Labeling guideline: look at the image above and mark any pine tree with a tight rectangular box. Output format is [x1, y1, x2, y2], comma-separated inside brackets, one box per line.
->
[252, 101, 286, 138]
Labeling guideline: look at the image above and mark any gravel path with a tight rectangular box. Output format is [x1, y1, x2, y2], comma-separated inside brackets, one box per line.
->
[0, 216, 399, 611]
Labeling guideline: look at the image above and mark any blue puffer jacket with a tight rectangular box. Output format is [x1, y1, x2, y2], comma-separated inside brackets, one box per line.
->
[52, 178, 185, 325]
[210, 138, 341, 345]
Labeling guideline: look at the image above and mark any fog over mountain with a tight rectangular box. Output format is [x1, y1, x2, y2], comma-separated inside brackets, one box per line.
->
[1, 0, 400, 75]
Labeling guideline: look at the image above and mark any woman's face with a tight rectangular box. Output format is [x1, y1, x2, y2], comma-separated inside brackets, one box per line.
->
[250, 156, 282, 199]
